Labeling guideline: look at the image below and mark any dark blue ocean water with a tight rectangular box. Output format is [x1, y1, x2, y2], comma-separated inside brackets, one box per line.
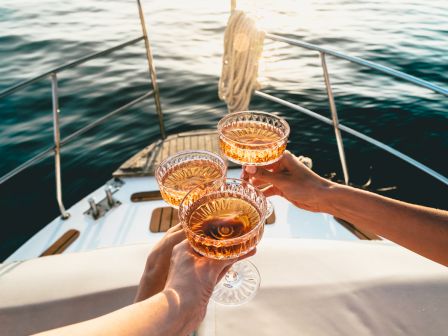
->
[0, 0, 447, 260]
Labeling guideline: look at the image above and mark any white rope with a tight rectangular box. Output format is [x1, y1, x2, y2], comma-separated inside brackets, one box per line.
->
[219, 10, 265, 113]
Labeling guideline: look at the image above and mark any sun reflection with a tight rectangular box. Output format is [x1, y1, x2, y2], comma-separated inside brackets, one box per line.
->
[235, 0, 315, 32]
[227, 0, 322, 88]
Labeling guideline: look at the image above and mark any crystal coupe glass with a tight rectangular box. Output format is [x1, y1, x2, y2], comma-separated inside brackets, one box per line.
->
[180, 178, 267, 305]
[218, 111, 290, 166]
[155, 150, 227, 208]
[218, 111, 290, 217]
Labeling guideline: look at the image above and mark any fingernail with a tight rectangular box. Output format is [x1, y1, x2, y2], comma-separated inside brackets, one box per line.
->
[245, 166, 257, 174]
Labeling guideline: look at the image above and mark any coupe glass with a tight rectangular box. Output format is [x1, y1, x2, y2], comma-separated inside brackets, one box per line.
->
[217, 111, 290, 166]
[218, 111, 290, 217]
[155, 150, 227, 208]
[180, 178, 267, 305]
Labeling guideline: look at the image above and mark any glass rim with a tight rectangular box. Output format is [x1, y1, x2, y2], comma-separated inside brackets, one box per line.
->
[155, 149, 227, 185]
[217, 111, 290, 147]
[179, 177, 267, 246]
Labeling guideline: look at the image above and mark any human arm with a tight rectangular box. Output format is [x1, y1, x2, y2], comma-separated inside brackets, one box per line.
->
[35, 232, 243, 336]
[323, 182, 448, 266]
[35, 288, 200, 336]
[243, 151, 448, 266]
[134, 223, 185, 302]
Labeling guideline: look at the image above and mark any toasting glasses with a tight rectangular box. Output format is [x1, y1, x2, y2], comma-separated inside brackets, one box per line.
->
[156, 111, 288, 305]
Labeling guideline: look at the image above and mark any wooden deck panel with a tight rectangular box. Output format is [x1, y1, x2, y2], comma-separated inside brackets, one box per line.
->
[160, 207, 174, 232]
[191, 135, 198, 150]
[155, 140, 164, 166]
[198, 134, 205, 151]
[149, 207, 163, 233]
[113, 129, 237, 178]
[40, 230, 80, 257]
[184, 134, 191, 150]
[169, 137, 177, 156]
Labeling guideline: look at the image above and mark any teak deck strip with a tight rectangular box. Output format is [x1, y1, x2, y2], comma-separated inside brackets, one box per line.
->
[113, 129, 235, 178]
[150, 207, 163, 232]
[150, 207, 175, 233]
[131, 190, 162, 202]
[40, 229, 80, 257]
[150, 207, 276, 233]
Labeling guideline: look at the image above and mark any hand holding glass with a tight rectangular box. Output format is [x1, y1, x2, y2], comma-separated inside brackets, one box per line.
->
[180, 178, 267, 305]
[218, 111, 290, 216]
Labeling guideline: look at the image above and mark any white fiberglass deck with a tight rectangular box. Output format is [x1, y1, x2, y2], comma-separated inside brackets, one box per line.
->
[6, 169, 358, 263]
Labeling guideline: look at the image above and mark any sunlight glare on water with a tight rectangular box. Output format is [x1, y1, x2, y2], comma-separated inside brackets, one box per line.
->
[0, 0, 446, 259]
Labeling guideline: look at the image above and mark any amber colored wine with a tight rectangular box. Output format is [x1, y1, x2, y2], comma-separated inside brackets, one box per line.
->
[219, 121, 287, 165]
[185, 196, 264, 259]
[160, 160, 224, 207]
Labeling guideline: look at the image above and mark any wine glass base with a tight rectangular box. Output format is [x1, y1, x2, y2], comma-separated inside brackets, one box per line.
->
[212, 260, 260, 306]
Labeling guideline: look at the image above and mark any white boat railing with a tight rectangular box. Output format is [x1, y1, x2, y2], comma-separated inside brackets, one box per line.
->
[0, 0, 164, 218]
[266, 33, 448, 97]
[255, 32, 448, 187]
[0, 0, 447, 220]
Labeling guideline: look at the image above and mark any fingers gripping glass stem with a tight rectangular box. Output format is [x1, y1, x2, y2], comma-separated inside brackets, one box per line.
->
[180, 178, 266, 305]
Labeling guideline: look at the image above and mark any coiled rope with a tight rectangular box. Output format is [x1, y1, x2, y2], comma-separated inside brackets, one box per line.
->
[219, 10, 265, 113]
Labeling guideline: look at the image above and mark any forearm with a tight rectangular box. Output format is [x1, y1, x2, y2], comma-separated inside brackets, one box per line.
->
[321, 183, 448, 266]
[35, 289, 199, 336]
[134, 254, 167, 302]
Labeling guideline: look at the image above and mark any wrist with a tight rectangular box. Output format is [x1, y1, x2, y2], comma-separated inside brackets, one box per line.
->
[315, 178, 340, 214]
[138, 289, 203, 335]
[162, 287, 205, 331]
[163, 282, 202, 310]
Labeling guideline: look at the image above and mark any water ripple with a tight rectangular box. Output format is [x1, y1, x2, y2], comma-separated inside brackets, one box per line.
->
[0, 0, 447, 259]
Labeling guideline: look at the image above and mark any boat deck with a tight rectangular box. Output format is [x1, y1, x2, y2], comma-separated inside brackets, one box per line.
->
[6, 166, 363, 262]
[113, 129, 237, 178]
[5, 130, 373, 263]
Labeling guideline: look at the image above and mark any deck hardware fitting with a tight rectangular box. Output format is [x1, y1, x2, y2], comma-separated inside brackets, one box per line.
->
[87, 198, 100, 219]
[85, 182, 123, 220]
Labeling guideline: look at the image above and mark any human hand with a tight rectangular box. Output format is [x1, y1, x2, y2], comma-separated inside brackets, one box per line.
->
[241, 151, 333, 212]
[135, 224, 185, 302]
[164, 240, 255, 324]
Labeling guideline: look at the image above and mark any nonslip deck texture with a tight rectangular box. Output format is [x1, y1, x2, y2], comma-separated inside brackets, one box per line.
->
[113, 129, 237, 178]
[150, 207, 276, 233]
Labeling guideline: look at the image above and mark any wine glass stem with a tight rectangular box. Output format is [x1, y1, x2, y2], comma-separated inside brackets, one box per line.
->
[212, 260, 261, 305]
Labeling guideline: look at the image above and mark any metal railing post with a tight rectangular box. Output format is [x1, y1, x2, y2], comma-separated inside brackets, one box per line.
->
[136, 0, 166, 139]
[51, 73, 70, 219]
[266, 33, 448, 97]
[320, 52, 350, 185]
